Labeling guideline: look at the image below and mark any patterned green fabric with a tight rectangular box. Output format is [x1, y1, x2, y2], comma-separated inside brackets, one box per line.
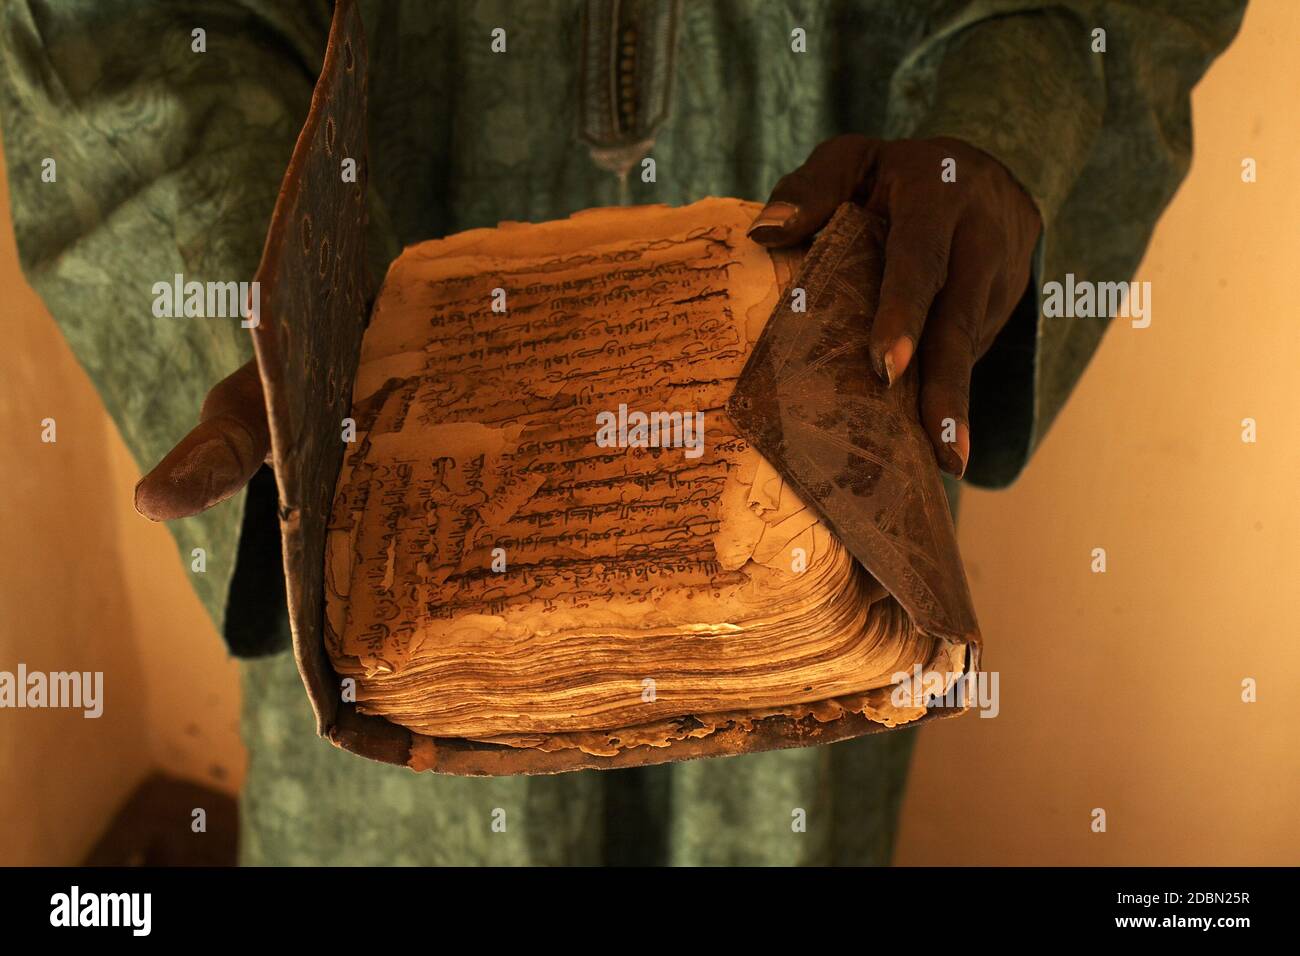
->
[0, 0, 1243, 865]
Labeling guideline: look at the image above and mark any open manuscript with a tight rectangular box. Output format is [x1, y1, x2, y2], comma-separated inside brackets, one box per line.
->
[320, 198, 969, 758]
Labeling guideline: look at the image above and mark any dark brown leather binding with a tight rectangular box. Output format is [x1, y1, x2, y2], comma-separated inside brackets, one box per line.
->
[249, 1, 979, 776]
[249, 0, 369, 741]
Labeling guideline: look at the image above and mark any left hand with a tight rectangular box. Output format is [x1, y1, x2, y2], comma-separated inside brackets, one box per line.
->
[748, 135, 1042, 479]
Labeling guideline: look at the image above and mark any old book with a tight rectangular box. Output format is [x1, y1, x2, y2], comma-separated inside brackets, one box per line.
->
[248, 0, 980, 775]
[322, 198, 968, 753]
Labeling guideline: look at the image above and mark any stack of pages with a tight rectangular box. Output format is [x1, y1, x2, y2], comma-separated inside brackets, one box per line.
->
[322, 199, 965, 755]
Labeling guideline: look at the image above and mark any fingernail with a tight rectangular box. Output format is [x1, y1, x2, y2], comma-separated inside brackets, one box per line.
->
[133, 477, 160, 521]
[882, 337, 914, 387]
[946, 422, 970, 479]
[747, 201, 799, 238]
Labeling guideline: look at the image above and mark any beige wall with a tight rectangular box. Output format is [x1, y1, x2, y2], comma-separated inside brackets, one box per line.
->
[896, 0, 1300, 865]
[0, 153, 244, 867]
[1, 1, 1294, 867]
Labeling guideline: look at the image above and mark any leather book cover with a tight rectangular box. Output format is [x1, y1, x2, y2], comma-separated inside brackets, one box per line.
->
[247, 0, 981, 775]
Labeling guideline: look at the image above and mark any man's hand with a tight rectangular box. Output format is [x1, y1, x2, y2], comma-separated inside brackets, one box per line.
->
[134, 359, 270, 520]
[748, 135, 1041, 478]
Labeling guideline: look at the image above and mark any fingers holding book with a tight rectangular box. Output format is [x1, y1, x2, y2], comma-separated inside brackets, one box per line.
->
[748, 134, 1041, 479]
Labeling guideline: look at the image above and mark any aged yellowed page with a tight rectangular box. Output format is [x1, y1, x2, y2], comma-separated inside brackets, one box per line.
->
[325, 199, 953, 739]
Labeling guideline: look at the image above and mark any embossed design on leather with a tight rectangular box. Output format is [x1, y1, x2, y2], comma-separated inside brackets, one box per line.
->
[727, 203, 981, 656]
[249, 0, 373, 739]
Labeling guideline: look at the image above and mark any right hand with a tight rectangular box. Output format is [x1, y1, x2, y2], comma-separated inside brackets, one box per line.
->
[749, 135, 1041, 479]
[134, 359, 270, 521]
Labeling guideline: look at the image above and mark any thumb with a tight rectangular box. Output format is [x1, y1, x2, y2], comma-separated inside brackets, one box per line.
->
[134, 359, 271, 521]
[747, 134, 878, 248]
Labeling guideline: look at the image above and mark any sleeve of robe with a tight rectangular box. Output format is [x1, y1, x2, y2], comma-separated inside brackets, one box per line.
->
[0, 0, 396, 652]
[886, 0, 1247, 486]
